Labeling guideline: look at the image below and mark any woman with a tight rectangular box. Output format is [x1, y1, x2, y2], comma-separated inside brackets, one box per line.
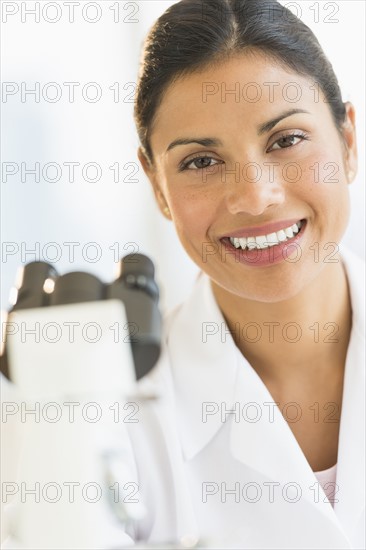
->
[127, 0, 364, 548]
[1, 1, 363, 549]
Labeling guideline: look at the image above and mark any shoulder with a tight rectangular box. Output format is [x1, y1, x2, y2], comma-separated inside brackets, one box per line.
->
[340, 245, 365, 274]
[340, 246, 365, 336]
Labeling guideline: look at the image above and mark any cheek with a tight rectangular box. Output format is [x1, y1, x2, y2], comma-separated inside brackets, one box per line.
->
[297, 151, 351, 243]
[168, 189, 215, 238]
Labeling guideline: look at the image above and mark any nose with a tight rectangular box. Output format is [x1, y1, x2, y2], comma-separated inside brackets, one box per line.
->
[223, 163, 285, 217]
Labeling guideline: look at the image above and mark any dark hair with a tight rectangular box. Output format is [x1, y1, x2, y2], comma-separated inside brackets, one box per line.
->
[134, 0, 346, 167]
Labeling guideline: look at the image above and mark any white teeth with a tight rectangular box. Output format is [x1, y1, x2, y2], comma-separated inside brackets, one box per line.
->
[285, 227, 294, 238]
[239, 237, 247, 249]
[266, 233, 279, 246]
[255, 235, 268, 249]
[277, 229, 287, 242]
[247, 237, 257, 250]
[229, 220, 303, 250]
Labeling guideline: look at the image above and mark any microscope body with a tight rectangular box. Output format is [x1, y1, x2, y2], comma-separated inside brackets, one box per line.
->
[1, 257, 159, 549]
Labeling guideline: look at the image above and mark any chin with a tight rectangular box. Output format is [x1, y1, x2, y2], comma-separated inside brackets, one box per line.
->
[246, 285, 306, 304]
[230, 283, 305, 304]
[217, 264, 318, 304]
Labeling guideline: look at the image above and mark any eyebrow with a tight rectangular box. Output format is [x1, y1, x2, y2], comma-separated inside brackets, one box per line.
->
[257, 108, 311, 135]
[165, 108, 311, 153]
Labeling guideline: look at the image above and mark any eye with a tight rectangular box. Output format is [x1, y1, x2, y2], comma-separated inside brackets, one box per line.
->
[178, 154, 222, 172]
[267, 131, 309, 152]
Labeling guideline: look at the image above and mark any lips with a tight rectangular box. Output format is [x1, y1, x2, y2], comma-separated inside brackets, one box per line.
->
[221, 218, 305, 239]
[219, 219, 307, 267]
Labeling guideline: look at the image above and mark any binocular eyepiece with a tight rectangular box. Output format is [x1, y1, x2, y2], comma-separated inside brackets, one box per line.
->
[1, 254, 162, 381]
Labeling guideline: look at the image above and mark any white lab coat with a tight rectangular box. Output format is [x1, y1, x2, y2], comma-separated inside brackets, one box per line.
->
[2, 247, 365, 549]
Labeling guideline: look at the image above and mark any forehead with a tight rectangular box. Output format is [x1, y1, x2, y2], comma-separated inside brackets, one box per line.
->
[150, 52, 330, 151]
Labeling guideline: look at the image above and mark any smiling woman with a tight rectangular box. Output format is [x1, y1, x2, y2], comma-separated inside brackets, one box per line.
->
[128, 0, 364, 548]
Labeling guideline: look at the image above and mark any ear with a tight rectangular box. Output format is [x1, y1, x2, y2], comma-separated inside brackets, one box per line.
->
[137, 147, 171, 219]
[341, 102, 358, 184]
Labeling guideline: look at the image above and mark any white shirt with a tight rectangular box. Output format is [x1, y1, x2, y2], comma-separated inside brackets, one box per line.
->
[2, 247, 365, 549]
[314, 463, 338, 507]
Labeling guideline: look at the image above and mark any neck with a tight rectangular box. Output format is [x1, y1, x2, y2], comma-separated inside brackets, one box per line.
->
[210, 260, 352, 386]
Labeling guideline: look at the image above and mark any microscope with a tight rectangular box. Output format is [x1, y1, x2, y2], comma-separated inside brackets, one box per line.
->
[0, 255, 172, 549]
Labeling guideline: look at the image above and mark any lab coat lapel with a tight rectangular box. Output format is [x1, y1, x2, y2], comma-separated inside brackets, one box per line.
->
[167, 272, 239, 461]
[335, 325, 365, 536]
[229, 355, 344, 524]
[334, 249, 365, 536]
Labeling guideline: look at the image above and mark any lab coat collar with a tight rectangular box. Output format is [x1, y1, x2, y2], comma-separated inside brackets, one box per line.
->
[166, 270, 239, 461]
[166, 248, 365, 541]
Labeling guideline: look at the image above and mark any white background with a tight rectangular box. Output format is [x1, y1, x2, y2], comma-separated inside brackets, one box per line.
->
[1, 0, 365, 313]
